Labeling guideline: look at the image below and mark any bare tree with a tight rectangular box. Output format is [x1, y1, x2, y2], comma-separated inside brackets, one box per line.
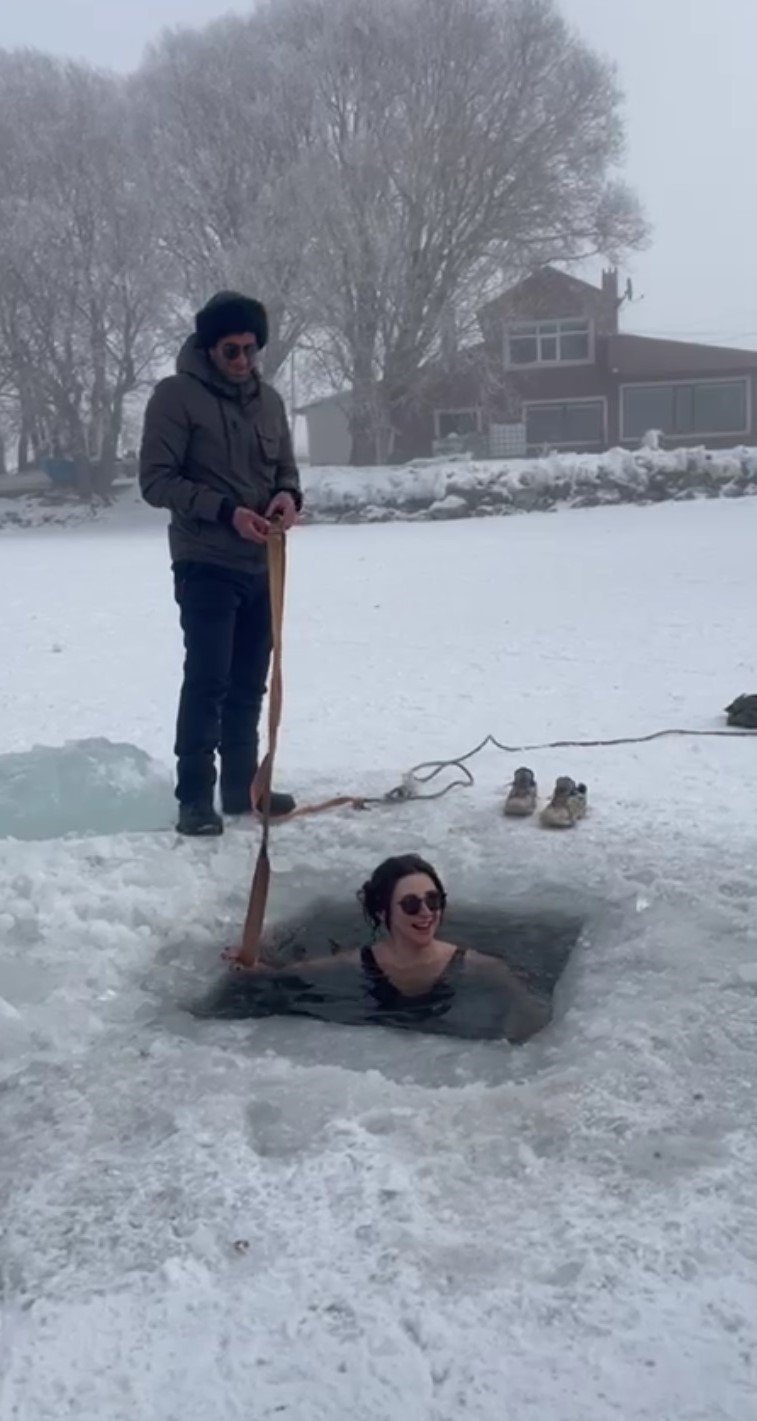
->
[270, 0, 648, 463]
[0, 51, 172, 492]
[0, 0, 646, 477]
[136, 15, 319, 379]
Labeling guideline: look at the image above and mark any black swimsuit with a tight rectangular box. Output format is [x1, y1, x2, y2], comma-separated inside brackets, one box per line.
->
[360, 945, 467, 1026]
[199, 944, 516, 1039]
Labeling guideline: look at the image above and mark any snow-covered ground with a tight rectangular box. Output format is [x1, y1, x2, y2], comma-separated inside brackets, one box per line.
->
[1, 498, 756, 1419]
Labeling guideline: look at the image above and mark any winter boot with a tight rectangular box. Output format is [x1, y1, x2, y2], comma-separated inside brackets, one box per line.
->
[504, 767, 538, 817]
[725, 694, 757, 729]
[540, 777, 588, 829]
[220, 770, 296, 820]
[177, 801, 224, 837]
[257, 788, 297, 819]
[222, 788, 297, 819]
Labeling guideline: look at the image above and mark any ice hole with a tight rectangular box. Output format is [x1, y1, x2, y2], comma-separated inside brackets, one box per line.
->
[193, 896, 584, 1044]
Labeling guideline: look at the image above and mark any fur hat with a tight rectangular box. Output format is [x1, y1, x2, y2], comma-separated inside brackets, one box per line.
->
[195, 290, 269, 352]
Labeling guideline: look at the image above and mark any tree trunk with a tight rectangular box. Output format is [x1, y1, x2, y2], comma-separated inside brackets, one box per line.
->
[350, 408, 376, 466]
[17, 422, 31, 472]
[349, 359, 378, 465]
[348, 312, 385, 465]
[63, 410, 93, 500]
[93, 404, 123, 504]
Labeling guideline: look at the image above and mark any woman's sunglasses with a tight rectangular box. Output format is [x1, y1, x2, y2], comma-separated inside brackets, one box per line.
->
[398, 891, 444, 917]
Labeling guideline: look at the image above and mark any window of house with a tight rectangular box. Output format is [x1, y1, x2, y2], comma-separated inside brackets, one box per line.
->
[526, 400, 605, 448]
[622, 380, 748, 439]
[435, 409, 480, 439]
[506, 319, 592, 367]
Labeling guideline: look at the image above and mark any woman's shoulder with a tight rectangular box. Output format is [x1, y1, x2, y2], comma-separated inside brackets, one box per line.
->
[462, 948, 512, 977]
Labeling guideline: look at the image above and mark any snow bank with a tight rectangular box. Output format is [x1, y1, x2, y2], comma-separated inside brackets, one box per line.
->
[0, 488, 149, 532]
[0, 739, 173, 840]
[2, 445, 757, 533]
[301, 445, 757, 522]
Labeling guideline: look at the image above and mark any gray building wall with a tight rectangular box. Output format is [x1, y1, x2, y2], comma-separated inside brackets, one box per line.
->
[304, 399, 352, 466]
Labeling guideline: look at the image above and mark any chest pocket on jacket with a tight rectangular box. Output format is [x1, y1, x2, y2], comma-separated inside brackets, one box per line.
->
[257, 428, 279, 467]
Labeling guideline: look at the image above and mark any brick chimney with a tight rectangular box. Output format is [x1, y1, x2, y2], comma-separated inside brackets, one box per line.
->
[601, 268, 620, 332]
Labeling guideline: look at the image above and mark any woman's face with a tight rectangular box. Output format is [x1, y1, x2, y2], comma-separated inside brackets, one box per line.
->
[389, 872, 444, 950]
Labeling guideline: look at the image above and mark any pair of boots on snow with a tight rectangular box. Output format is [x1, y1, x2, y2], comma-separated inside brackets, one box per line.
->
[504, 767, 587, 829]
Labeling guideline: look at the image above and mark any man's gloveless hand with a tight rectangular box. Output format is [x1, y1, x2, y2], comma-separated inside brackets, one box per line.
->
[265, 492, 298, 531]
[231, 508, 271, 544]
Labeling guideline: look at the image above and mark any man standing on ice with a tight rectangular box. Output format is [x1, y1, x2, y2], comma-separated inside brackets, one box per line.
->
[139, 291, 301, 837]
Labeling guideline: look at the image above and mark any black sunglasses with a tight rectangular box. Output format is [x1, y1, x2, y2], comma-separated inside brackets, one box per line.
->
[398, 891, 444, 917]
[221, 341, 256, 362]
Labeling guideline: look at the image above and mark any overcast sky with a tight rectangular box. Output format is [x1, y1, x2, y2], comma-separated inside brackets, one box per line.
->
[3, 0, 756, 348]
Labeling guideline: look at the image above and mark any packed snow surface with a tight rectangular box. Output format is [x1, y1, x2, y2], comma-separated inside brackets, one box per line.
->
[0, 497, 756, 1419]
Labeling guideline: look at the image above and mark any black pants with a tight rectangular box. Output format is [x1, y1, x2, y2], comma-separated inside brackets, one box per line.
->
[173, 561, 271, 806]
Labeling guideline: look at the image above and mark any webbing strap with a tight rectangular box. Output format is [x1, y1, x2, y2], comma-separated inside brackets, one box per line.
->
[237, 526, 285, 968]
[235, 528, 366, 968]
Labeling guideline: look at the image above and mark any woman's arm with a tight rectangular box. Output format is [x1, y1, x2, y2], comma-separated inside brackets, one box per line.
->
[467, 951, 552, 1044]
[253, 948, 360, 978]
[204, 949, 361, 1022]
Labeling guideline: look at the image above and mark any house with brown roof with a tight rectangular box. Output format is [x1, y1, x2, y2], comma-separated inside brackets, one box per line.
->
[300, 267, 757, 464]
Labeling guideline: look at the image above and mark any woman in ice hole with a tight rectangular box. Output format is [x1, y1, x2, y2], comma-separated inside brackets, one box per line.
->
[232, 856, 551, 1043]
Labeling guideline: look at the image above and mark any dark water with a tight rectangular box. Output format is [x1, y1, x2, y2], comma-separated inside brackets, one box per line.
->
[193, 899, 582, 1042]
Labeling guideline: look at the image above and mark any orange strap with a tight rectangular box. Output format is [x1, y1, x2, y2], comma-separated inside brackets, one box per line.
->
[235, 525, 365, 969]
[236, 524, 285, 968]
